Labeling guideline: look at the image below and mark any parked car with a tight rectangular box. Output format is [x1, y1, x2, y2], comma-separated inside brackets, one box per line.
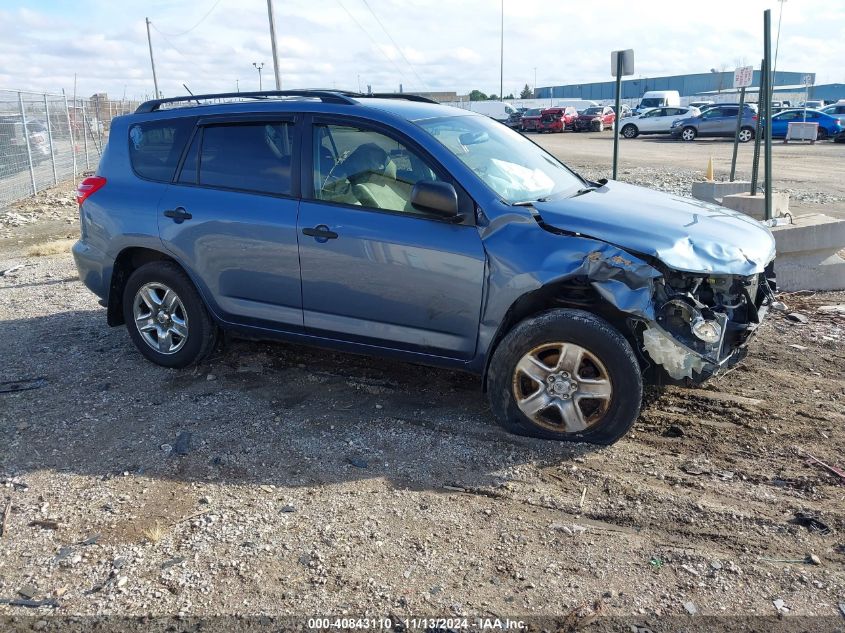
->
[610, 104, 632, 119]
[0, 116, 51, 163]
[519, 108, 543, 132]
[689, 100, 714, 110]
[802, 100, 824, 110]
[621, 106, 700, 138]
[768, 109, 845, 141]
[670, 104, 758, 142]
[574, 106, 615, 132]
[537, 107, 578, 133]
[73, 89, 776, 445]
[821, 102, 845, 117]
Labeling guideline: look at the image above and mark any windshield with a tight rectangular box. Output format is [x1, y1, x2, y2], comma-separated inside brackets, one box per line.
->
[583, 107, 602, 115]
[640, 98, 664, 108]
[525, 109, 541, 116]
[417, 114, 582, 204]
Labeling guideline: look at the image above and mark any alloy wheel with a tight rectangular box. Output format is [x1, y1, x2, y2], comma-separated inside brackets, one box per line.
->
[132, 282, 189, 354]
[512, 342, 613, 433]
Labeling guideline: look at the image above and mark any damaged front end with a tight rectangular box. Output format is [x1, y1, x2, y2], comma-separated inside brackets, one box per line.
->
[638, 264, 777, 382]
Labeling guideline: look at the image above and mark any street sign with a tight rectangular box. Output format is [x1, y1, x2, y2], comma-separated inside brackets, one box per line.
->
[733, 66, 754, 88]
[611, 50, 634, 77]
[802, 73, 814, 86]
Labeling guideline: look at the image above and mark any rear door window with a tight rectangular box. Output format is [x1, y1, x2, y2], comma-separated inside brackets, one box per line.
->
[128, 118, 194, 182]
[198, 122, 295, 196]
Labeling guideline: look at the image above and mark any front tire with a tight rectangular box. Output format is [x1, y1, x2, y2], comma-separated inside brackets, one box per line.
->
[622, 124, 638, 138]
[122, 261, 218, 368]
[681, 126, 697, 141]
[488, 309, 642, 444]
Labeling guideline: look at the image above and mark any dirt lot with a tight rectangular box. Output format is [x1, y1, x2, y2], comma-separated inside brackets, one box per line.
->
[1, 133, 844, 630]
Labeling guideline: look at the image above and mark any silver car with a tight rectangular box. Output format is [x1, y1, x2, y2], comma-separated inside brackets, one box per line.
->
[670, 105, 758, 142]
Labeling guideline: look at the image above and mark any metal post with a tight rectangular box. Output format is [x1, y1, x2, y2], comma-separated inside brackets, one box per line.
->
[612, 55, 622, 180]
[43, 94, 58, 186]
[763, 9, 773, 221]
[266, 0, 282, 89]
[499, 0, 504, 101]
[63, 92, 77, 179]
[81, 101, 90, 169]
[146, 18, 159, 98]
[729, 87, 746, 182]
[94, 97, 103, 152]
[750, 60, 764, 196]
[18, 92, 38, 197]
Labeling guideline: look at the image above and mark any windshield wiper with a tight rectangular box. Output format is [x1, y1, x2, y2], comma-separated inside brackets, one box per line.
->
[513, 197, 548, 206]
[571, 187, 597, 197]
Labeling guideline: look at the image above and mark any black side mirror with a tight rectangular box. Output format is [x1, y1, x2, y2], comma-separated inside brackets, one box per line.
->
[411, 181, 460, 219]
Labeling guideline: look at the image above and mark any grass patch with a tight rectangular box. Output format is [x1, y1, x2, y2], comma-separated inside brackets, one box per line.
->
[141, 523, 167, 545]
[26, 239, 76, 257]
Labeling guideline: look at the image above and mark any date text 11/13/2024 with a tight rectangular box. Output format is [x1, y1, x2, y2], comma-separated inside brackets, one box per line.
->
[307, 618, 527, 630]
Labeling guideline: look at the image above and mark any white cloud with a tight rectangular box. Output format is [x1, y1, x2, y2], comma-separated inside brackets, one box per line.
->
[0, 0, 841, 101]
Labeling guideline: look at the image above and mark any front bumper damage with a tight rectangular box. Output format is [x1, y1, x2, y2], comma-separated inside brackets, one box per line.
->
[637, 263, 776, 381]
[544, 241, 776, 384]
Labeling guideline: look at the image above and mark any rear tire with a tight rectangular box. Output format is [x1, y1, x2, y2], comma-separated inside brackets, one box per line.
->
[817, 127, 828, 141]
[488, 309, 642, 445]
[738, 127, 754, 143]
[122, 261, 218, 368]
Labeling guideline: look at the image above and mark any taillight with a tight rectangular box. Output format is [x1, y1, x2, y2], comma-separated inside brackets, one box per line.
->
[752, 115, 758, 120]
[76, 176, 106, 206]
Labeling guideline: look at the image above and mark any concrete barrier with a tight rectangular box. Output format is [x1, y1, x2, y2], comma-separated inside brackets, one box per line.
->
[721, 192, 791, 221]
[770, 213, 845, 291]
[691, 180, 752, 205]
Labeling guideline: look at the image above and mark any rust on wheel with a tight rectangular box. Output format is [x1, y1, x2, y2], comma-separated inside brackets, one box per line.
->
[512, 342, 613, 433]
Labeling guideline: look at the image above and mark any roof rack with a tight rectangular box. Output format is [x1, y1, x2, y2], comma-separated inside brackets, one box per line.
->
[135, 89, 438, 114]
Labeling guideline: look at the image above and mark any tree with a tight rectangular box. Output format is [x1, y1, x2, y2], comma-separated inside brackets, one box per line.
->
[469, 89, 488, 101]
[504, 93, 515, 100]
[488, 94, 499, 101]
[520, 83, 533, 99]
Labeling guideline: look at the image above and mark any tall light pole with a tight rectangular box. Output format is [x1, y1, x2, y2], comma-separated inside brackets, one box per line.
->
[266, 0, 282, 89]
[145, 17, 159, 98]
[253, 62, 265, 91]
[533, 67, 537, 97]
[499, 0, 504, 101]
[773, 0, 787, 81]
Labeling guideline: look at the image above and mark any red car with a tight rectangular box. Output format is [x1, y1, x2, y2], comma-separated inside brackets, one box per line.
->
[574, 106, 616, 132]
[519, 108, 543, 132]
[537, 107, 578, 133]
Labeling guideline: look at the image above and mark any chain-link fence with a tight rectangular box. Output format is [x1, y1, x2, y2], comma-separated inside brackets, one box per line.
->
[0, 89, 141, 208]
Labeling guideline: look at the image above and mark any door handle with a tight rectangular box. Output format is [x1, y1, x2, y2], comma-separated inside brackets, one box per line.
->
[163, 207, 192, 223]
[302, 225, 338, 241]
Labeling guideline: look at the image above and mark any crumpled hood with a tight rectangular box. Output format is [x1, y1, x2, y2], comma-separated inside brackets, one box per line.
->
[532, 180, 776, 275]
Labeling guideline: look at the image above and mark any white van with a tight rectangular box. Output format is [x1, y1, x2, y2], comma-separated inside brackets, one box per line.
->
[635, 91, 681, 114]
[462, 100, 518, 123]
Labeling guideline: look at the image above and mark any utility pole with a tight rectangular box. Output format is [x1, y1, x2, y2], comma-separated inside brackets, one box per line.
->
[773, 0, 786, 79]
[499, 0, 504, 101]
[266, 0, 282, 90]
[763, 9, 773, 221]
[145, 18, 159, 98]
[533, 67, 537, 97]
[253, 62, 265, 91]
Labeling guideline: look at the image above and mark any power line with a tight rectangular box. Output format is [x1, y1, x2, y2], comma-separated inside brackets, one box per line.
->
[152, 0, 224, 37]
[335, 0, 409, 89]
[150, 22, 192, 60]
[359, 0, 429, 91]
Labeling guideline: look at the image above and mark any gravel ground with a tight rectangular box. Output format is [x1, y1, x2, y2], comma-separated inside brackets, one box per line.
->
[1, 171, 844, 630]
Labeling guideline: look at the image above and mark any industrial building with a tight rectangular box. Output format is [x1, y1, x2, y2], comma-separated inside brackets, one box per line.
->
[534, 70, 838, 102]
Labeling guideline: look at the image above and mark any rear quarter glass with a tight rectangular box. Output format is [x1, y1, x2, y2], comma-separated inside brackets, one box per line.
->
[128, 118, 195, 182]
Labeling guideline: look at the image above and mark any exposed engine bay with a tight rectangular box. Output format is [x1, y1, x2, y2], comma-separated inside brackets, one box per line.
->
[639, 264, 777, 381]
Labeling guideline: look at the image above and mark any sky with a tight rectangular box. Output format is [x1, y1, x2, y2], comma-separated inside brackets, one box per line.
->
[0, 0, 842, 101]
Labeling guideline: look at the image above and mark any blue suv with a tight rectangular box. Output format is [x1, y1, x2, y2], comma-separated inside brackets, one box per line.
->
[73, 90, 777, 444]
